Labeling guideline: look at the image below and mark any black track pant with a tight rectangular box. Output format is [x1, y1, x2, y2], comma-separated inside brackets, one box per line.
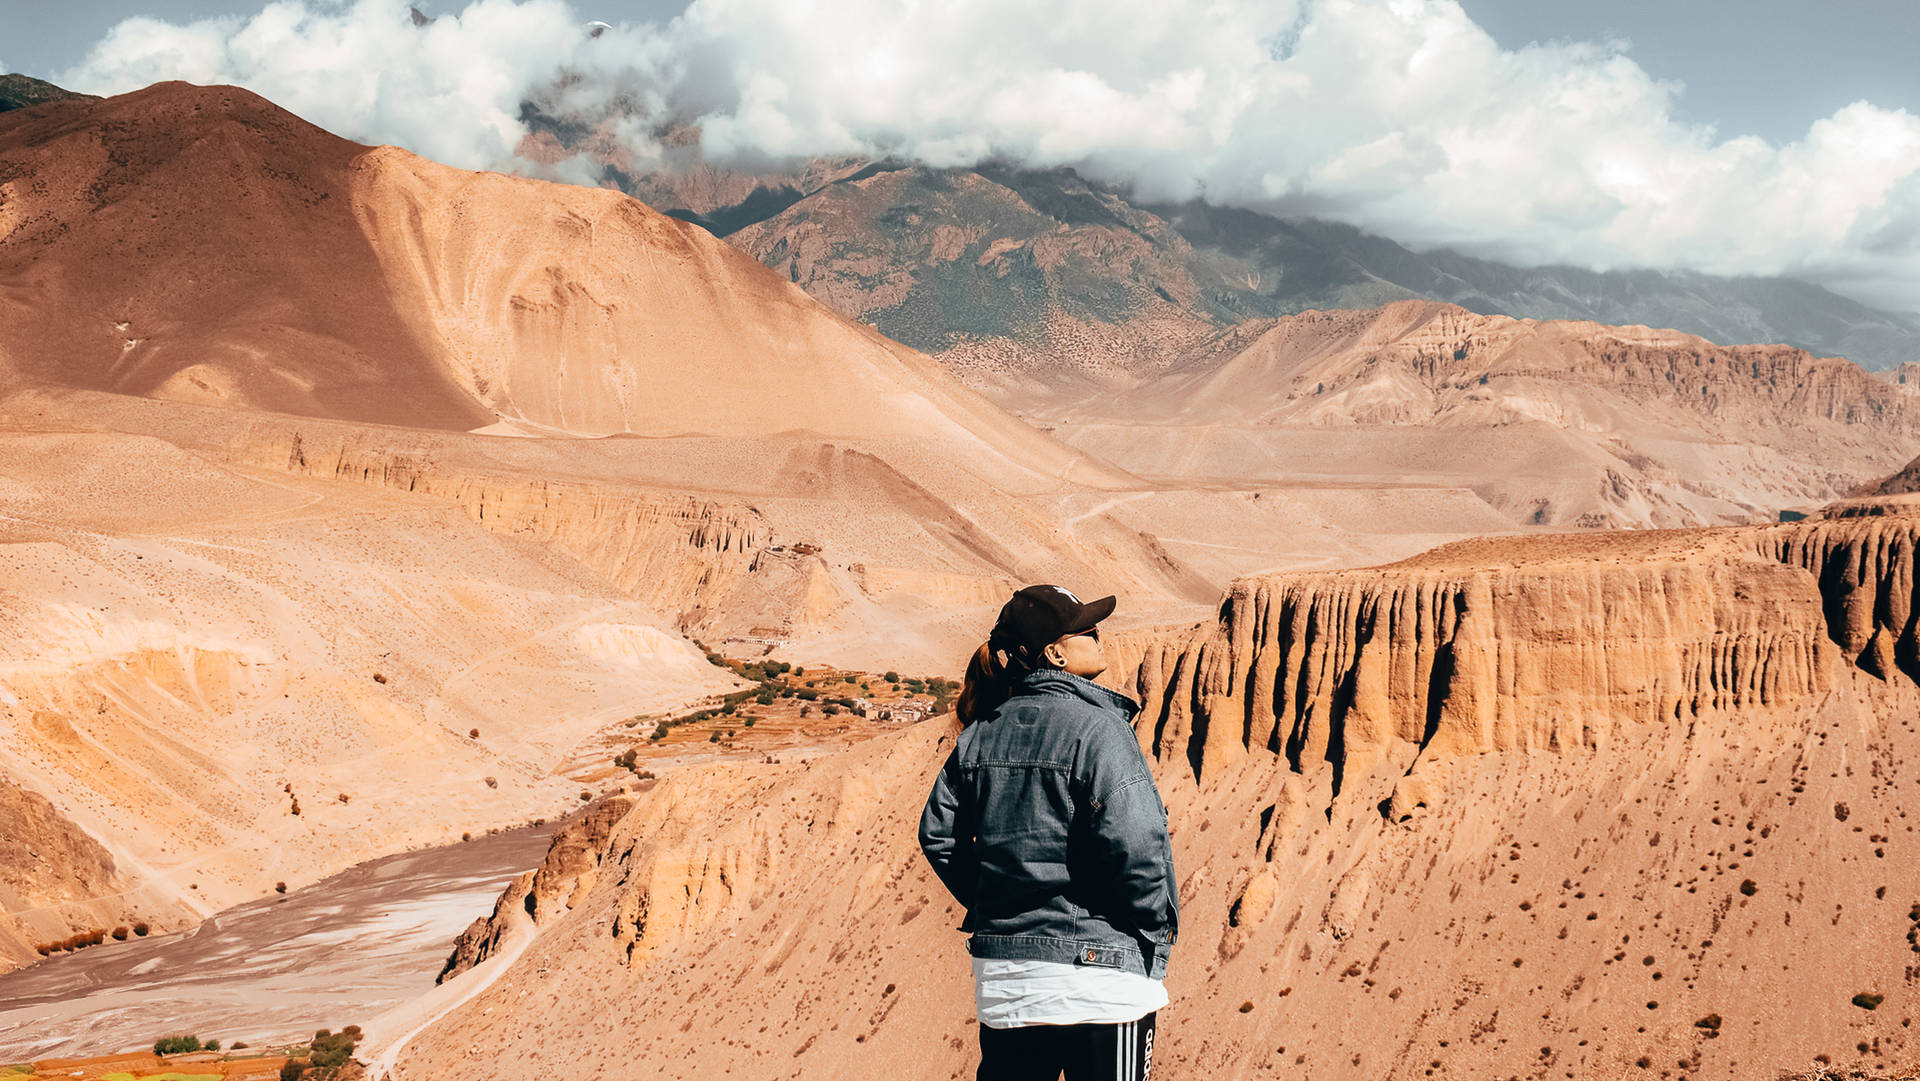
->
[977, 1013, 1157, 1081]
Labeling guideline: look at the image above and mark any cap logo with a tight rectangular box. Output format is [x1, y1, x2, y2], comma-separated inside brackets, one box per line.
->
[1043, 585, 1082, 604]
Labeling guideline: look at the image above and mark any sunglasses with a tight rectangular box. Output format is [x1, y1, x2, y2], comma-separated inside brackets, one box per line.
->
[1069, 626, 1100, 642]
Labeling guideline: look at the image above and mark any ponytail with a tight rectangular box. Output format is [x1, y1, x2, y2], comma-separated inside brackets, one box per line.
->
[957, 635, 1032, 725]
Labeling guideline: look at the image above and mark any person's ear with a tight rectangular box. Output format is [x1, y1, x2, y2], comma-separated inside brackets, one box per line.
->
[1043, 643, 1065, 668]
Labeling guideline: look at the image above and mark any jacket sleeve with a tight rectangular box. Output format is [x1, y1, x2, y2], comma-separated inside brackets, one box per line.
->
[1080, 722, 1178, 942]
[918, 744, 976, 910]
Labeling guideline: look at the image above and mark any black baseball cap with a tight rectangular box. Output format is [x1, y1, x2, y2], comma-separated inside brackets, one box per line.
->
[991, 584, 1116, 658]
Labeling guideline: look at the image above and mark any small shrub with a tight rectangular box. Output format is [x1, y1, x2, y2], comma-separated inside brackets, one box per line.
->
[154, 1035, 202, 1055]
[884, 671, 900, 683]
[652, 722, 669, 740]
[371, 673, 387, 684]
[1739, 879, 1757, 896]
[133, 922, 150, 936]
[111, 926, 130, 941]
[743, 717, 757, 727]
[709, 732, 721, 742]
[280, 1059, 309, 1081]
[1694, 1014, 1722, 1030]
[1853, 992, 1884, 1010]
[1238, 1001, 1254, 1013]
[483, 776, 498, 789]
[468, 728, 480, 739]
[204, 1039, 221, 1051]
[275, 882, 288, 894]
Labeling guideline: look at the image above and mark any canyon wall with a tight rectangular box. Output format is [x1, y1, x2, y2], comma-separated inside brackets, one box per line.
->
[1125, 530, 1837, 795]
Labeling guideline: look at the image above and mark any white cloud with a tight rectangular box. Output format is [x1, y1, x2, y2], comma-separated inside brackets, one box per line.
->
[57, 0, 1920, 310]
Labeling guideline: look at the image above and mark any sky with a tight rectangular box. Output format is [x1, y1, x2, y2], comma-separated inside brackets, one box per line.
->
[4, 0, 1919, 312]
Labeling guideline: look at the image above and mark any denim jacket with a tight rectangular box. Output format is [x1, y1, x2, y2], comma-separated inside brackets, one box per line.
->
[918, 669, 1178, 979]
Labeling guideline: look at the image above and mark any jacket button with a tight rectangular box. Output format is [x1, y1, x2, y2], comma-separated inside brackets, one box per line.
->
[1085, 949, 1096, 962]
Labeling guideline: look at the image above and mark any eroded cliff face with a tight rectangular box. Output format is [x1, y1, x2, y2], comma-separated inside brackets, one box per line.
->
[0, 777, 186, 970]
[265, 431, 776, 636]
[1126, 531, 1837, 794]
[439, 795, 638, 982]
[1755, 514, 1920, 681]
[403, 511, 1920, 1081]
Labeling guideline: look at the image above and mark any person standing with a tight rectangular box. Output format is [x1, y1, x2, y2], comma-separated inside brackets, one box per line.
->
[920, 584, 1178, 1081]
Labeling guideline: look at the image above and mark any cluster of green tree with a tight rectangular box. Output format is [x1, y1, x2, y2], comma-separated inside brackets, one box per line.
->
[655, 645, 961, 738]
[154, 1034, 219, 1054]
[279, 1026, 360, 1080]
[610, 749, 656, 779]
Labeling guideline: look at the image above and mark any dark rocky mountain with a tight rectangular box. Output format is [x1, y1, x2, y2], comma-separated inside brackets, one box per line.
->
[1156, 203, 1920, 376]
[0, 74, 97, 114]
[582, 132, 1920, 386]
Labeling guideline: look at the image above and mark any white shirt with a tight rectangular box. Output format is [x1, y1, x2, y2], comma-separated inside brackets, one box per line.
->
[973, 957, 1168, 1028]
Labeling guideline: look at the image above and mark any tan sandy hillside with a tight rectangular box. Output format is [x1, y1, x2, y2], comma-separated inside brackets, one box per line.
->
[0, 411, 741, 973]
[0, 81, 1099, 462]
[1044, 301, 1920, 529]
[391, 505, 1920, 1081]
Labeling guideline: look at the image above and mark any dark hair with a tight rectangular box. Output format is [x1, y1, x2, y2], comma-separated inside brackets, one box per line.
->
[957, 633, 1035, 725]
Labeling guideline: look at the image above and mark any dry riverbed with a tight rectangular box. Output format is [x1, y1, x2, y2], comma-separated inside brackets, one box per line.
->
[0, 824, 557, 1061]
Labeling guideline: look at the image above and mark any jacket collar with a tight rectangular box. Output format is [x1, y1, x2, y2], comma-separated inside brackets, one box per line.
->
[1016, 668, 1141, 720]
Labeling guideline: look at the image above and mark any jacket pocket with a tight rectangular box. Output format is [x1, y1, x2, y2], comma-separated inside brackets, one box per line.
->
[1075, 945, 1131, 969]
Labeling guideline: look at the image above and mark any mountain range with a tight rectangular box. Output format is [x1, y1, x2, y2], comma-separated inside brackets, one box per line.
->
[536, 114, 1920, 386]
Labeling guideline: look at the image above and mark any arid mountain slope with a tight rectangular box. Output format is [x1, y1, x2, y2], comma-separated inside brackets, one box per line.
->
[0, 414, 738, 974]
[590, 139, 1920, 378]
[0, 82, 1105, 467]
[726, 163, 1228, 393]
[393, 507, 1920, 1081]
[1150, 203, 1920, 375]
[0, 83, 490, 429]
[0, 74, 94, 114]
[1047, 301, 1920, 529]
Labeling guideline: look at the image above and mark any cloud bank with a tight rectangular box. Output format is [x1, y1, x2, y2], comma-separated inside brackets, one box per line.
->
[59, 0, 1920, 310]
